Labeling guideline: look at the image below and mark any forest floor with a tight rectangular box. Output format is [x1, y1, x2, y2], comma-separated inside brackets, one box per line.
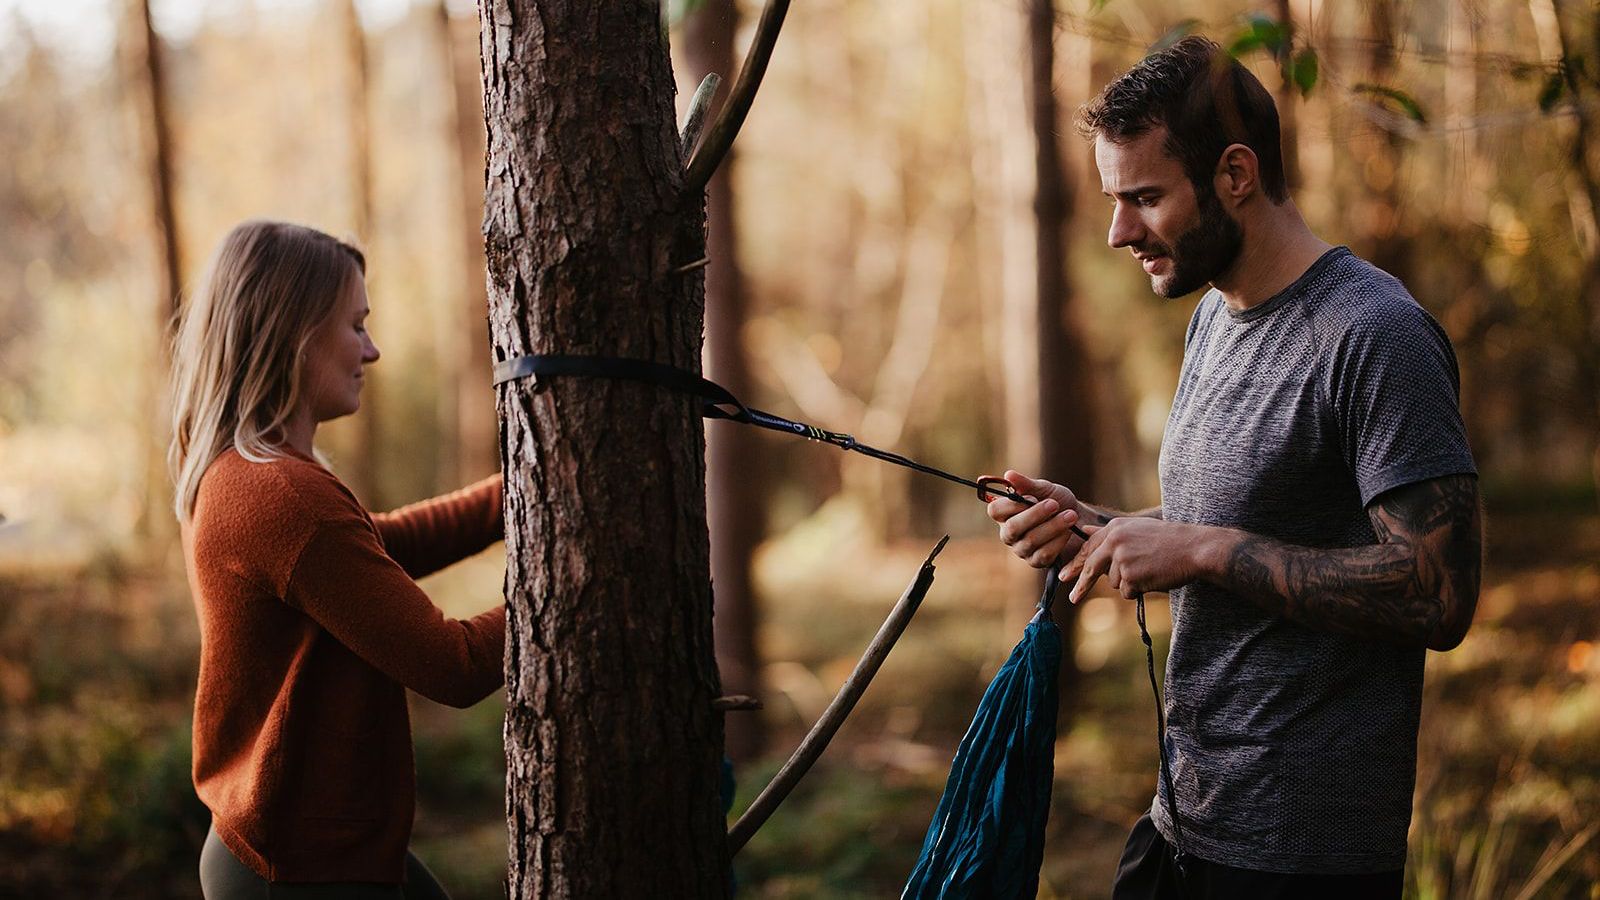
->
[0, 503, 1595, 898]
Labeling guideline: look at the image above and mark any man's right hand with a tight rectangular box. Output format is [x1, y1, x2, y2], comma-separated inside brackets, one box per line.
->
[984, 470, 1088, 569]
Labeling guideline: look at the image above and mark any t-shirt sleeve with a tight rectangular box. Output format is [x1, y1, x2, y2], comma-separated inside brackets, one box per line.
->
[1323, 299, 1478, 506]
[283, 502, 506, 708]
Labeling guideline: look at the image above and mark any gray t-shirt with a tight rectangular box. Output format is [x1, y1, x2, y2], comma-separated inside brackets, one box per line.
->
[1152, 247, 1476, 874]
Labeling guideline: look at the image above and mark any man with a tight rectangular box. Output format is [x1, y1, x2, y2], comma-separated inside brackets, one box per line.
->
[986, 37, 1481, 899]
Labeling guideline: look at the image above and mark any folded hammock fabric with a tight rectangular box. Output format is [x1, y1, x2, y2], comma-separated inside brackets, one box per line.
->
[903, 571, 1063, 899]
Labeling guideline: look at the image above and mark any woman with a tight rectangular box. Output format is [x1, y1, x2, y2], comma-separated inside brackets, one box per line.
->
[170, 220, 505, 898]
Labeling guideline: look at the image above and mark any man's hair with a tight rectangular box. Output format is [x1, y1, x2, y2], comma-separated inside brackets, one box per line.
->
[1078, 36, 1289, 204]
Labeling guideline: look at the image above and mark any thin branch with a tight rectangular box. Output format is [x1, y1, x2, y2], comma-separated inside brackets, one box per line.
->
[678, 72, 722, 157]
[682, 0, 791, 194]
[726, 536, 948, 855]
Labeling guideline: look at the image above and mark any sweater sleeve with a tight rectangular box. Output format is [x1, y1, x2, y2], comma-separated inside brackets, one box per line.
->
[369, 474, 504, 579]
[282, 512, 506, 708]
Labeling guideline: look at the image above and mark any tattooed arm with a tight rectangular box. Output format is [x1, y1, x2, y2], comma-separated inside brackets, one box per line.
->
[1211, 474, 1482, 651]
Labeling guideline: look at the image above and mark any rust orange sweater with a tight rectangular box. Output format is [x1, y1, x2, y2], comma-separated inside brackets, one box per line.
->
[182, 446, 505, 883]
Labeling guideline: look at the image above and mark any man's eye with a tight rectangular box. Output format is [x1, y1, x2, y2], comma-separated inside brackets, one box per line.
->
[1137, 196, 1157, 208]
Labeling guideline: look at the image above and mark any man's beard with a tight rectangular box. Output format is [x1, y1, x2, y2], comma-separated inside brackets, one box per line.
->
[1147, 187, 1243, 299]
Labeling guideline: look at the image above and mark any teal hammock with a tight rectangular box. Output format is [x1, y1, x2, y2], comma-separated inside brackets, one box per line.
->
[902, 570, 1062, 899]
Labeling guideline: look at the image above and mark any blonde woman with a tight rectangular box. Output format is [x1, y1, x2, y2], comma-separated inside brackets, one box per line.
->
[171, 220, 504, 899]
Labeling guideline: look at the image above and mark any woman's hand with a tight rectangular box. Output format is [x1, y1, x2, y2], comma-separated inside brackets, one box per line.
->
[985, 470, 1087, 569]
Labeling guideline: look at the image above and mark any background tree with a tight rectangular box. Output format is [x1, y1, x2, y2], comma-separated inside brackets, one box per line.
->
[679, 0, 767, 762]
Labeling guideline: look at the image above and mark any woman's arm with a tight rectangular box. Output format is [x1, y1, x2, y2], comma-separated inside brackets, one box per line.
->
[369, 474, 504, 578]
[286, 512, 506, 707]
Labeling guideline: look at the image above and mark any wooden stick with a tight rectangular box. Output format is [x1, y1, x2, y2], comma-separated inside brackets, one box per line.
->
[679, 72, 722, 157]
[726, 535, 948, 855]
[682, 0, 791, 195]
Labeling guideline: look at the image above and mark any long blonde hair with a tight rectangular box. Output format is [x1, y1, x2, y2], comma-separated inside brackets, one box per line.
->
[169, 220, 366, 522]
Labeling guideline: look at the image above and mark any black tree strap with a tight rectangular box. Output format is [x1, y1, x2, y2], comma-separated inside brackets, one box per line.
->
[493, 353, 1044, 508]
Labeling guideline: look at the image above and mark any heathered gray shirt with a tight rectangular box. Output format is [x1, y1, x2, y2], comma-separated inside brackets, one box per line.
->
[1152, 247, 1476, 874]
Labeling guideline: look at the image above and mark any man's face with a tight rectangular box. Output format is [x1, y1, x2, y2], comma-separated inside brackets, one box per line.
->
[1095, 127, 1242, 298]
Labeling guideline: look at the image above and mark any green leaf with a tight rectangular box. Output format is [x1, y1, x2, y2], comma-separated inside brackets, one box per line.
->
[1539, 70, 1567, 112]
[1229, 14, 1285, 58]
[1150, 18, 1201, 51]
[1292, 47, 1319, 96]
[1351, 83, 1428, 125]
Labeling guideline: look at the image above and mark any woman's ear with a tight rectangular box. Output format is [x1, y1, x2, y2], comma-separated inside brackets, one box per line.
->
[1215, 143, 1259, 204]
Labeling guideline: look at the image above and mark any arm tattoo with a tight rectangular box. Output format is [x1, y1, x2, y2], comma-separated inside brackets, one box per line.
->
[1218, 475, 1482, 650]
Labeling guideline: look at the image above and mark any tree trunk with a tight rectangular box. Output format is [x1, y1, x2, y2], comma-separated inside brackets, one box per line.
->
[1274, 0, 1300, 190]
[128, 0, 181, 545]
[681, 0, 766, 762]
[430, 0, 499, 486]
[1028, 0, 1090, 726]
[337, 0, 382, 506]
[1360, 0, 1412, 283]
[481, 2, 728, 896]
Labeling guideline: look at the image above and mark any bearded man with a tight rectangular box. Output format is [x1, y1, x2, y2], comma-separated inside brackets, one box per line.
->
[987, 36, 1481, 899]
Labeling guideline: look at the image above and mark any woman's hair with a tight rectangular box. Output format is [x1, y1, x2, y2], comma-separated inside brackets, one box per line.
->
[169, 220, 366, 522]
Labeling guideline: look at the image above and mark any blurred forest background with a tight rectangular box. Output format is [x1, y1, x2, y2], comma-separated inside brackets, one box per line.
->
[1, 0, 1598, 896]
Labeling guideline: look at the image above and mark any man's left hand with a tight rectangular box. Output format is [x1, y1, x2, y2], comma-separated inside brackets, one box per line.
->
[1062, 518, 1221, 604]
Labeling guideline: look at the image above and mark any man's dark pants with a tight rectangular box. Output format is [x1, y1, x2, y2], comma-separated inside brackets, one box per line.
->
[1111, 813, 1404, 899]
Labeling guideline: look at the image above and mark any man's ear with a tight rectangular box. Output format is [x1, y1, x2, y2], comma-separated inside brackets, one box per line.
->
[1215, 143, 1259, 205]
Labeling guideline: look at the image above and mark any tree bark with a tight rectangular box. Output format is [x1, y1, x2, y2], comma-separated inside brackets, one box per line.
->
[481, 2, 728, 896]
[1028, 0, 1091, 725]
[681, 0, 766, 762]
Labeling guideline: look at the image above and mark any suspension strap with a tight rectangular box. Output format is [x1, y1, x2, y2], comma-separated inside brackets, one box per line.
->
[493, 353, 1042, 507]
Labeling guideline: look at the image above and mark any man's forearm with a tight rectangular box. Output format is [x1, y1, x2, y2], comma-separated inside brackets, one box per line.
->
[1192, 475, 1480, 651]
[1199, 530, 1445, 647]
[1079, 502, 1162, 526]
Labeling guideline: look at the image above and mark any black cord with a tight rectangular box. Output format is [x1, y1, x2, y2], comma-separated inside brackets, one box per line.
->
[1136, 593, 1188, 884]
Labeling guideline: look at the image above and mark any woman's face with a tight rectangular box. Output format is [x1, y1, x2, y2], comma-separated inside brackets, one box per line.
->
[299, 276, 380, 424]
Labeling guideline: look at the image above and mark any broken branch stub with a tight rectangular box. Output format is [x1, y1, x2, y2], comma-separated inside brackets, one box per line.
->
[681, 0, 791, 195]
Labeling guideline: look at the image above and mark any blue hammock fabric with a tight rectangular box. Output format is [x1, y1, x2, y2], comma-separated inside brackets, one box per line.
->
[903, 578, 1063, 899]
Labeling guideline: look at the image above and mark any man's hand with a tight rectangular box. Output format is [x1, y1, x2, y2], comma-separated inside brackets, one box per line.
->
[985, 470, 1087, 569]
[1061, 518, 1221, 604]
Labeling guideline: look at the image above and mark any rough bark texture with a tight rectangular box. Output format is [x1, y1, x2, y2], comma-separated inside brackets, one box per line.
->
[1028, 0, 1091, 722]
[481, 1, 729, 896]
[682, 0, 767, 762]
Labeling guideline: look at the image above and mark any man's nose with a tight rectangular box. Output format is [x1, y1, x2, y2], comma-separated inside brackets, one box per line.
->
[1107, 203, 1143, 249]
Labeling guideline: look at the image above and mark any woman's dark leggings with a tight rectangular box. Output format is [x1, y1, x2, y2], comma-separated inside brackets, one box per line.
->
[200, 825, 452, 900]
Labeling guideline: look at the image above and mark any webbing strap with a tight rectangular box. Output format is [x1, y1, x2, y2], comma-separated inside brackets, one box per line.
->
[492, 353, 1041, 507]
